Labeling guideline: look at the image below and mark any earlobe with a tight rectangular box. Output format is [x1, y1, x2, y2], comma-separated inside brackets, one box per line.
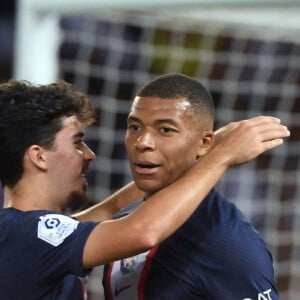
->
[27, 145, 48, 170]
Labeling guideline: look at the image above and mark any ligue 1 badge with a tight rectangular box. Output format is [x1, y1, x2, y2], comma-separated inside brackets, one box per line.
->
[37, 214, 79, 246]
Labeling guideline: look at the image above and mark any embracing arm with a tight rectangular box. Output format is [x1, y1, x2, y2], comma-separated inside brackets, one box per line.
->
[73, 181, 143, 221]
[73, 117, 263, 222]
[83, 116, 289, 267]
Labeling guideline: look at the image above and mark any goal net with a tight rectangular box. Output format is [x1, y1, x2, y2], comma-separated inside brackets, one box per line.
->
[14, 2, 300, 299]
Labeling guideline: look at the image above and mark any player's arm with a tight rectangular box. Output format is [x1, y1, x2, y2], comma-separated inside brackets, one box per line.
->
[73, 181, 143, 221]
[73, 118, 253, 222]
[82, 116, 289, 268]
[73, 117, 237, 222]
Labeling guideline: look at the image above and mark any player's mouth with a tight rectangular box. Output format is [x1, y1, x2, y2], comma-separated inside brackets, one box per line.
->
[133, 161, 160, 175]
[80, 173, 88, 186]
[80, 165, 89, 185]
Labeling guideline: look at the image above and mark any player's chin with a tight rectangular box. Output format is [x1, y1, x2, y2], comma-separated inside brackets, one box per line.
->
[136, 181, 161, 197]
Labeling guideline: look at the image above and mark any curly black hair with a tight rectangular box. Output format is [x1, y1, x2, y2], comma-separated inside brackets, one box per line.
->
[0, 80, 95, 187]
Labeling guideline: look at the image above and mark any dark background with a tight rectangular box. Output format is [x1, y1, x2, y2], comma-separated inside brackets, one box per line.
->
[0, 0, 15, 82]
[0, 0, 16, 205]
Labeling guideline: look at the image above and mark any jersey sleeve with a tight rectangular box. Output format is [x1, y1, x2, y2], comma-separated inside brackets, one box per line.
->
[199, 221, 279, 300]
[32, 212, 98, 278]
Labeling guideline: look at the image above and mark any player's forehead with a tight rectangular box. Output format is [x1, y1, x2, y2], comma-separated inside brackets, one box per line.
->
[61, 115, 81, 127]
[131, 96, 192, 112]
[128, 96, 198, 128]
[56, 115, 84, 140]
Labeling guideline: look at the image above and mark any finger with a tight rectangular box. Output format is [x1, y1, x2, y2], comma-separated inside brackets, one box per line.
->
[257, 125, 290, 142]
[261, 129, 290, 142]
[261, 138, 284, 151]
[231, 117, 282, 137]
[238, 119, 289, 138]
[244, 116, 281, 125]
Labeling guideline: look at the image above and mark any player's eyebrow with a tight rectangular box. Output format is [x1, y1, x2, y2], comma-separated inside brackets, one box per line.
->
[127, 115, 178, 126]
[127, 115, 140, 122]
[154, 119, 179, 126]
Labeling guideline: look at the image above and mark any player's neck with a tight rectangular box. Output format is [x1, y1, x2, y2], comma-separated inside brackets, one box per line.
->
[7, 182, 63, 213]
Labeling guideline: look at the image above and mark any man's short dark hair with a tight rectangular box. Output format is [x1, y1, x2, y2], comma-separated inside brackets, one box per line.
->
[136, 73, 214, 119]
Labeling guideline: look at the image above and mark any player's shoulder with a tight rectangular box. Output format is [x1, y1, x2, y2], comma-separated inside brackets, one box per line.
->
[210, 212, 272, 268]
[0, 207, 40, 224]
[0, 207, 67, 224]
[0, 208, 78, 237]
[202, 191, 269, 252]
[197, 189, 246, 226]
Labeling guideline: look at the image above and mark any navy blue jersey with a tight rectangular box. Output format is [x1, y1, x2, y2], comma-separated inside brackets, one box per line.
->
[103, 189, 278, 300]
[0, 207, 98, 299]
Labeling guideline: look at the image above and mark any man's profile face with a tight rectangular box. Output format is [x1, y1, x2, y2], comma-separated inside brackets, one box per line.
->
[45, 116, 96, 211]
[125, 96, 211, 197]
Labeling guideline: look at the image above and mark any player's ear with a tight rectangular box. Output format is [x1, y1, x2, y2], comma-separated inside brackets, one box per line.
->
[196, 130, 214, 159]
[25, 145, 48, 171]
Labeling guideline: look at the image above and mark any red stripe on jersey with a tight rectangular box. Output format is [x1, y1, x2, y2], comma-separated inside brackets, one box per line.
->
[106, 261, 115, 300]
[81, 282, 87, 300]
[138, 246, 159, 300]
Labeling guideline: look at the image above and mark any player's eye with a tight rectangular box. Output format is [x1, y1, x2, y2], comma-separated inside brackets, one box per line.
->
[160, 127, 175, 133]
[74, 140, 84, 149]
[128, 124, 140, 131]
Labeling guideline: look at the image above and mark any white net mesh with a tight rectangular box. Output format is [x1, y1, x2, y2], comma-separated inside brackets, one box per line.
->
[57, 12, 300, 300]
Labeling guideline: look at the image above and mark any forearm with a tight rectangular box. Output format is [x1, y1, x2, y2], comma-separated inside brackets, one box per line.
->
[73, 181, 143, 221]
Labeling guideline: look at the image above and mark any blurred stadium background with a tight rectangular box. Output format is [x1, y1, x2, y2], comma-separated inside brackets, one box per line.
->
[0, 0, 299, 299]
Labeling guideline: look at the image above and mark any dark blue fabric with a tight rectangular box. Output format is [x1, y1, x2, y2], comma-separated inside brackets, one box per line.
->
[0, 208, 97, 299]
[103, 189, 278, 300]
